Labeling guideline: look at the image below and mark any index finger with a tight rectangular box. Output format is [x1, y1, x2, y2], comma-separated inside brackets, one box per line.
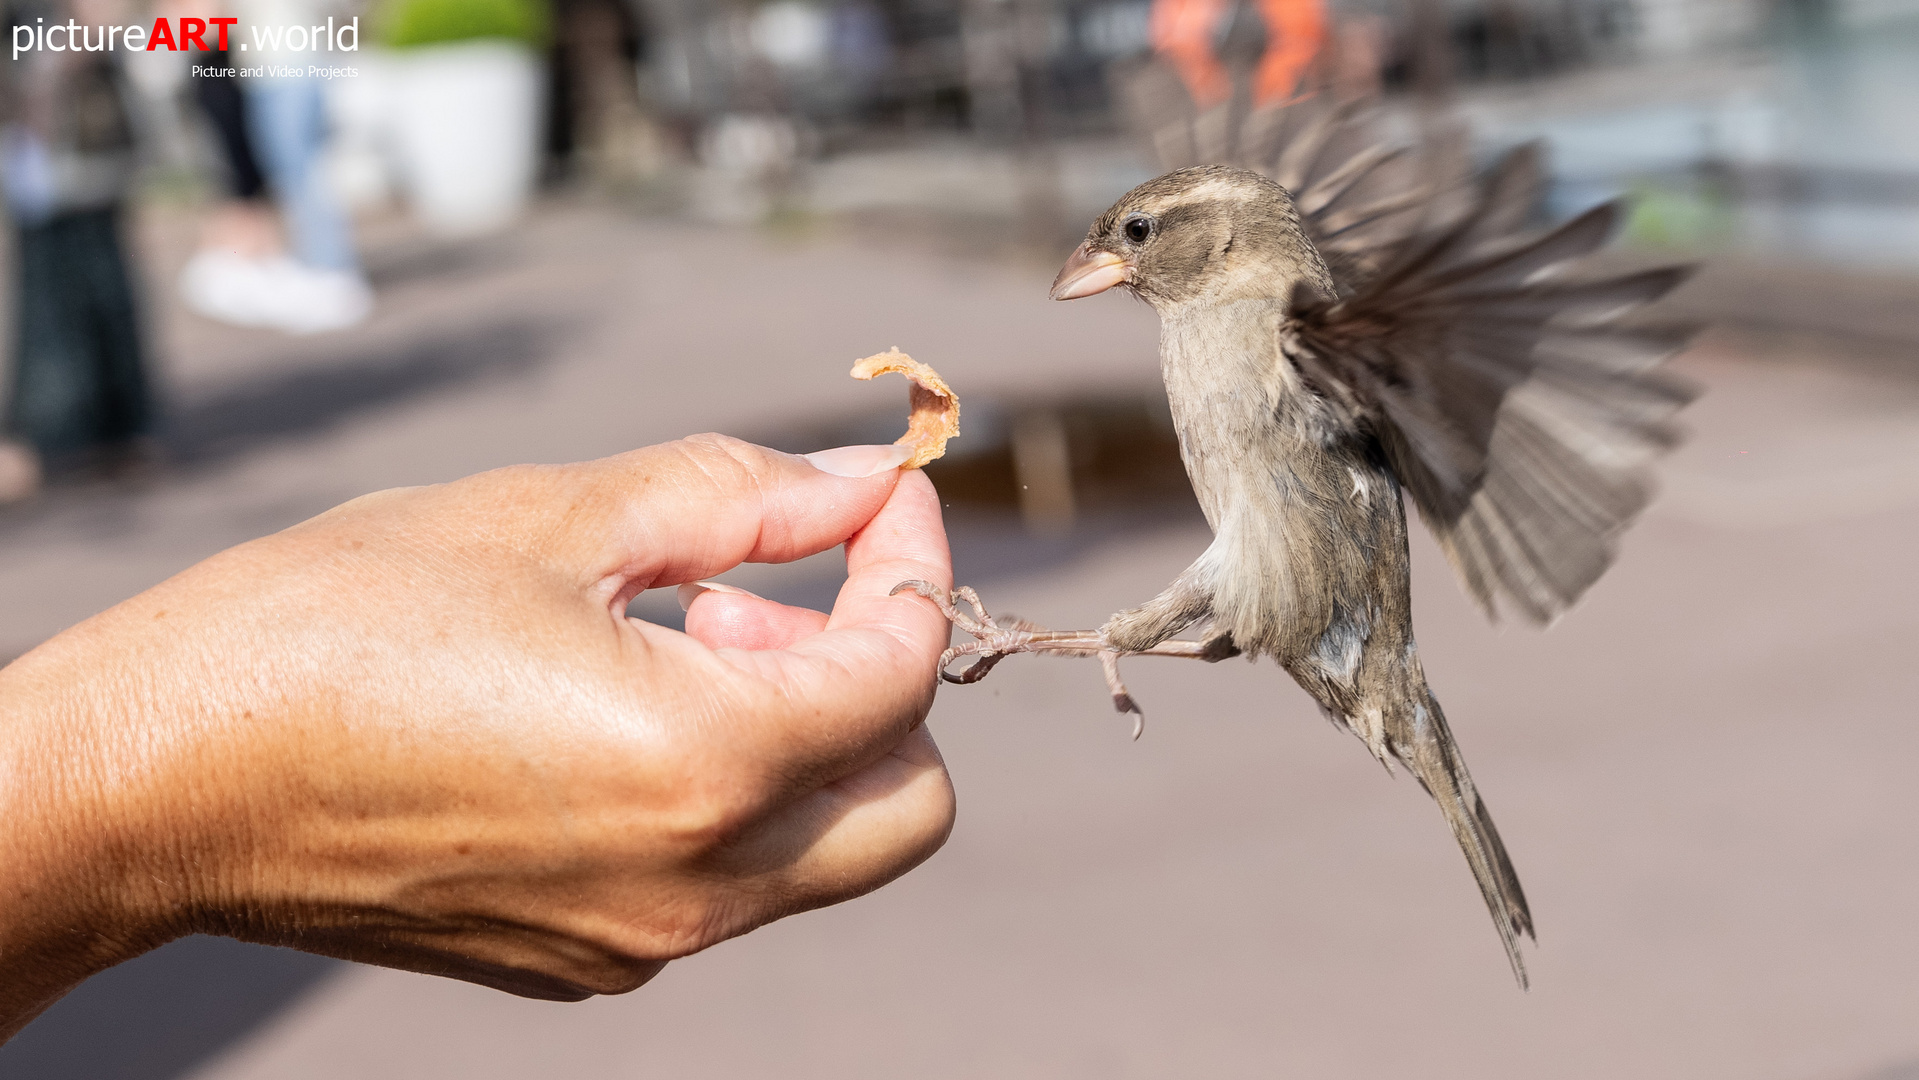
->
[708, 469, 953, 785]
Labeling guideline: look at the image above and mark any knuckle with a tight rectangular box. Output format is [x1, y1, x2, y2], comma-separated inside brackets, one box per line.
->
[679, 433, 767, 480]
[661, 435, 775, 505]
[681, 431, 753, 456]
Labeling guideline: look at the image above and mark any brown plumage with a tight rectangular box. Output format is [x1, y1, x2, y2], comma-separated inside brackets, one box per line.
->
[895, 100, 1695, 988]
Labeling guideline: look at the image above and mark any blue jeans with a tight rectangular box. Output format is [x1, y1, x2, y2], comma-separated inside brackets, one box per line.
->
[246, 79, 359, 272]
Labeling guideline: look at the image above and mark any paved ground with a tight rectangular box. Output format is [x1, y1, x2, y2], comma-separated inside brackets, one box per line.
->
[4, 198, 1919, 1080]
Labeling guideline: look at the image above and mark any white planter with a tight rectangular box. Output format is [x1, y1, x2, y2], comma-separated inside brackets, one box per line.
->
[389, 41, 543, 237]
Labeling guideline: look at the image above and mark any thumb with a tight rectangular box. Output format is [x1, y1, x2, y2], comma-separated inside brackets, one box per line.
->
[533, 434, 916, 603]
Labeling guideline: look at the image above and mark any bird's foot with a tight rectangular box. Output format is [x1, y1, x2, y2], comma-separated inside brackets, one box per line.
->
[888, 579, 1078, 684]
[890, 581, 1244, 741]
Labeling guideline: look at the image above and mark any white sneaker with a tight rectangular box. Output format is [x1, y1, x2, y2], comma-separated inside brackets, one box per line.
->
[181, 252, 374, 335]
[0, 440, 42, 504]
[260, 262, 374, 335]
[180, 249, 281, 329]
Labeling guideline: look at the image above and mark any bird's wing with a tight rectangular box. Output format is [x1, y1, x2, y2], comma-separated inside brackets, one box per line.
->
[1246, 97, 1466, 292]
[1280, 152, 1697, 622]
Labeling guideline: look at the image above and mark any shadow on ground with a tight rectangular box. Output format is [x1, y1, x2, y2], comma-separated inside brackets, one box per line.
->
[0, 937, 340, 1080]
[0, 318, 559, 545]
[361, 233, 525, 292]
[164, 319, 557, 466]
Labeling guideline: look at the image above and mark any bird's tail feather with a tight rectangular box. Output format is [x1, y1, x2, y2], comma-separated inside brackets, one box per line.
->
[1401, 692, 1535, 988]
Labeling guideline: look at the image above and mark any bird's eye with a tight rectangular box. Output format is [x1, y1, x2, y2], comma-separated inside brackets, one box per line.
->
[1123, 216, 1154, 244]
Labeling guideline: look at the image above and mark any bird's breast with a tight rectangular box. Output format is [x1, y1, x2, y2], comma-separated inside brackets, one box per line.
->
[1156, 299, 1408, 660]
[1157, 299, 1302, 525]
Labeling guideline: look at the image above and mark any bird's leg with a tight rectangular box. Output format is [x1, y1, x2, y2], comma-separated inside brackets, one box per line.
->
[891, 580, 1242, 739]
[1098, 573, 1216, 654]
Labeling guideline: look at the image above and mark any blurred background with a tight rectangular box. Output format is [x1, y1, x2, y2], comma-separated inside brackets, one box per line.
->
[2, 0, 1918, 1076]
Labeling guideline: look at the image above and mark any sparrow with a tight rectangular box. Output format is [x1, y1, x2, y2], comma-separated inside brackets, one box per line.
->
[895, 101, 1696, 987]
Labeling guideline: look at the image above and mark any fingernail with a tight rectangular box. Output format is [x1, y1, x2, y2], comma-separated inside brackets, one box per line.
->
[802, 443, 913, 478]
[677, 580, 762, 612]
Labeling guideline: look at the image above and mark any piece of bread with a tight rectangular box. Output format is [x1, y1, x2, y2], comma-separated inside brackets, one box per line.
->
[849, 348, 961, 469]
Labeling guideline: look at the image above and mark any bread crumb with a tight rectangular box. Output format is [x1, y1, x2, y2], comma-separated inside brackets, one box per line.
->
[849, 348, 961, 469]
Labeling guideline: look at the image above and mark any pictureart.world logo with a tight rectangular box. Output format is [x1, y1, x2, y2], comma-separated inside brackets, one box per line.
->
[12, 14, 362, 72]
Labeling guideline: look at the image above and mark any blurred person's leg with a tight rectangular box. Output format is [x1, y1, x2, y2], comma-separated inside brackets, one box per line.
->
[193, 63, 281, 258]
[10, 214, 102, 461]
[5, 208, 151, 473]
[0, 440, 41, 503]
[194, 55, 268, 206]
[194, 201, 282, 262]
[1251, 0, 1328, 105]
[181, 56, 293, 329]
[1152, 0, 1234, 108]
[244, 77, 371, 334]
[76, 208, 153, 455]
[247, 78, 357, 273]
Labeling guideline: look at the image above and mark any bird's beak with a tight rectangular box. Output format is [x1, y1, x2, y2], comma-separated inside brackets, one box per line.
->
[1050, 244, 1132, 301]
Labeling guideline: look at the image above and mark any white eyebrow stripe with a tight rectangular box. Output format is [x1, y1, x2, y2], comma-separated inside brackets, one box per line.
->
[1175, 178, 1241, 203]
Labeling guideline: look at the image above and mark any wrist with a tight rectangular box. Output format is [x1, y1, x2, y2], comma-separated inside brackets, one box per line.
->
[0, 629, 197, 1040]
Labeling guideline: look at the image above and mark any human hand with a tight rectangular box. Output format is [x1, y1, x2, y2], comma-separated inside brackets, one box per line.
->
[0, 437, 955, 1037]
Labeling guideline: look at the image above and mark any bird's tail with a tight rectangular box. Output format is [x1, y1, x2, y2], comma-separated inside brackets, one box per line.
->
[1399, 690, 1535, 988]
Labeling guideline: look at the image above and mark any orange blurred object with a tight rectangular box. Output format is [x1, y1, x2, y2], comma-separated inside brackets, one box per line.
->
[1150, 0, 1328, 108]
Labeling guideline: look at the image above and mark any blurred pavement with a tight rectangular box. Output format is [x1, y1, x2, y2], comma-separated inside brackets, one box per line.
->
[3, 200, 1918, 1079]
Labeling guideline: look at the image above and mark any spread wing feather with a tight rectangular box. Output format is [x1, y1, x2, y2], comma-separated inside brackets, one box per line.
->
[1133, 87, 1697, 621]
[1281, 147, 1697, 622]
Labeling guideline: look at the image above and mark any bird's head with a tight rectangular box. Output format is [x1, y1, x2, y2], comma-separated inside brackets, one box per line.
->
[1050, 165, 1328, 310]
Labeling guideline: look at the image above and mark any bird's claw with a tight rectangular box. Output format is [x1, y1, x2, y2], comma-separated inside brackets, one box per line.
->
[1099, 650, 1146, 740]
[890, 579, 1043, 684]
[891, 579, 1147, 737]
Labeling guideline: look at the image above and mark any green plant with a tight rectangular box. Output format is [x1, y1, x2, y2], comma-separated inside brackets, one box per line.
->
[378, 0, 551, 49]
[1621, 179, 1738, 251]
